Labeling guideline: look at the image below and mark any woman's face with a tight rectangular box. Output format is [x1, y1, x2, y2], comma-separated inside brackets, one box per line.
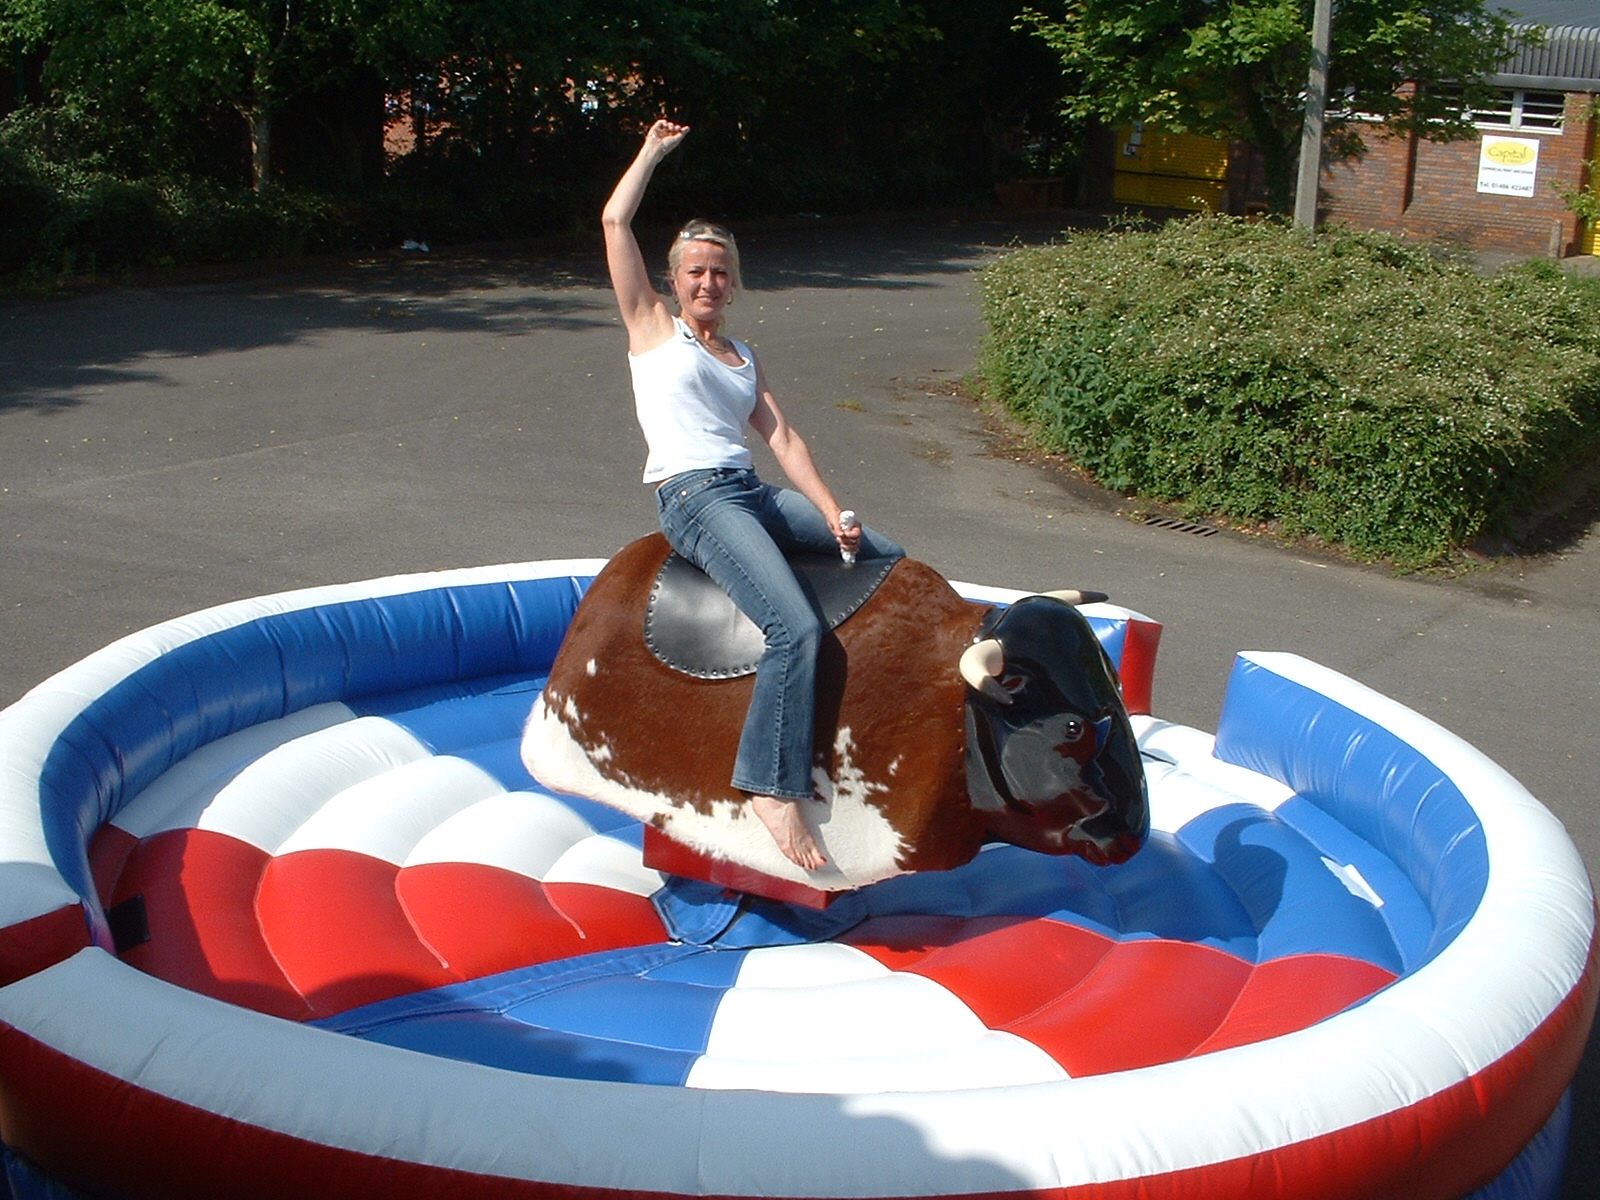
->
[671, 239, 734, 324]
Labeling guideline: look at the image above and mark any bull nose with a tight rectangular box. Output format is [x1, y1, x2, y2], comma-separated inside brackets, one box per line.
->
[1068, 813, 1145, 866]
[1103, 830, 1143, 864]
[1071, 832, 1140, 867]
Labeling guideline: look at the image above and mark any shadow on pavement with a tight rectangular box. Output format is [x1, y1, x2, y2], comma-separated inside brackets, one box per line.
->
[0, 210, 1097, 418]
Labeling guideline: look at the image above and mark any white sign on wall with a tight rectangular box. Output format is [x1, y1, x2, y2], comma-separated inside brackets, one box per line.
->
[1476, 137, 1541, 197]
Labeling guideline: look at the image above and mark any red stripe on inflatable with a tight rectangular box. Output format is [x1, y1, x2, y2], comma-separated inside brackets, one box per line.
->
[0, 1021, 563, 1200]
[843, 914, 979, 970]
[0, 955, 1590, 1200]
[851, 918, 1398, 1073]
[0, 906, 90, 988]
[257, 849, 456, 1017]
[395, 864, 663, 978]
[1191, 954, 1397, 1057]
[1100, 937, 1596, 1200]
[1008, 939, 1252, 1076]
[849, 916, 1115, 1028]
[88, 825, 139, 908]
[110, 830, 313, 1021]
[644, 827, 834, 909]
[1114, 619, 1161, 717]
[542, 882, 666, 949]
[94, 837, 666, 1023]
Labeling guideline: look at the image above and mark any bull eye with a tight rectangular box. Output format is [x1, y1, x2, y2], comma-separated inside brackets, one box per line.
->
[1062, 717, 1085, 741]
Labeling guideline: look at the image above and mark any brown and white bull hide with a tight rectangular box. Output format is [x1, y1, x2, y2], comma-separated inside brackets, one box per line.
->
[521, 533, 989, 891]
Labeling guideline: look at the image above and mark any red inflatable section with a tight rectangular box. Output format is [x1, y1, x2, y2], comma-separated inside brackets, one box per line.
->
[847, 913, 1397, 1078]
[0, 906, 91, 990]
[1115, 618, 1162, 717]
[90, 825, 668, 1021]
[110, 830, 313, 1020]
[643, 828, 835, 909]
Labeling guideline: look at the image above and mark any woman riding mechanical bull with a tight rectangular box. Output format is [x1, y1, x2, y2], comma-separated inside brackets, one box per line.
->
[601, 117, 905, 870]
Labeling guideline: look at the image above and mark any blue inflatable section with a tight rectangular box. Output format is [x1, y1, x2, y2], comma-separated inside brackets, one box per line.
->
[320, 944, 740, 1086]
[348, 672, 642, 836]
[34, 572, 1489, 983]
[36, 567, 1493, 1006]
[37, 575, 588, 943]
[1213, 655, 1489, 972]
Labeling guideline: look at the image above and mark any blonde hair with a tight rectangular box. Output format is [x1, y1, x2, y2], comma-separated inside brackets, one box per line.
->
[666, 219, 743, 294]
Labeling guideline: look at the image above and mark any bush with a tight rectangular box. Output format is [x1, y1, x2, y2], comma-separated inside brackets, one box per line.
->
[42, 178, 179, 272]
[0, 125, 580, 286]
[0, 106, 358, 280]
[165, 184, 339, 263]
[978, 216, 1600, 568]
[0, 145, 63, 274]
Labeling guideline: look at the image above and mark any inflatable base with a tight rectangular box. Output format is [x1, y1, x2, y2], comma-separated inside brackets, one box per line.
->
[0, 560, 1592, 1200]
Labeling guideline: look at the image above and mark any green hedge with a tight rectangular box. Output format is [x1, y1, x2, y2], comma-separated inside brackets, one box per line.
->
[978, 216, 1600, 568]
[0, 143, 346, 284]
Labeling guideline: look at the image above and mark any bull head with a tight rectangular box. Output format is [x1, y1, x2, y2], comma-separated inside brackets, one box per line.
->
[960, 596, 1149, 866]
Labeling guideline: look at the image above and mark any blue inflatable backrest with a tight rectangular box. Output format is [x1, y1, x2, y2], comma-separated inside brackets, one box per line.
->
[38, 575, 591, 946]
[1212, 654, 1489, 969]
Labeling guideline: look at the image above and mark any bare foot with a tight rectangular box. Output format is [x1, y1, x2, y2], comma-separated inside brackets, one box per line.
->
[749, 794, 826, 871]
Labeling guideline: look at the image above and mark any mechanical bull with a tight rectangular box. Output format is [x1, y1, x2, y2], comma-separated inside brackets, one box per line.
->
[521, 534, 1148, 894]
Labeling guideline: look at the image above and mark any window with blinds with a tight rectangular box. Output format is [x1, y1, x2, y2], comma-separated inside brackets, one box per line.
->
[1451, 88, 1567, 133]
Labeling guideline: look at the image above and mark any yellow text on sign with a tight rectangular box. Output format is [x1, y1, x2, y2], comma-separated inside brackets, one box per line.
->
[1484, 141, 1537, 166]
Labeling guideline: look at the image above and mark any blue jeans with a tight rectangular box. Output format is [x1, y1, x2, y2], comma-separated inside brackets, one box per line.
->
[656, 468, 905, 800]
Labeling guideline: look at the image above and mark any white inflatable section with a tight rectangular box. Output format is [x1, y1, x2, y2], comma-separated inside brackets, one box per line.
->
[1, 691, 1574, 1191]
[275, 754, 507, 861]
[405, 792, 604, 878]
[540, 832, 665, 897]
[735, 943, 888, 988]
[197, 718, 434, 854]
[0, 562, 1589, 1199]
[690, 966, 1071, 1093]
[1133, 715, 1297, 822]
[111, 702, 358, 839]
[949, 583, 1157, 628]
[686, 1033, 1069, 1093]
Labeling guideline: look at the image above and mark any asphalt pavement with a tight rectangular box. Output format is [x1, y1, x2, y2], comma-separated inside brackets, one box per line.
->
[2, 213, 1596, 1196]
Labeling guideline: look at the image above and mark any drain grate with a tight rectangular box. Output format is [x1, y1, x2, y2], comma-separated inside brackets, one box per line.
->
[1143, 516, 1219, 537]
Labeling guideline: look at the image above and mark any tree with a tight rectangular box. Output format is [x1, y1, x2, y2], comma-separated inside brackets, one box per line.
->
[383, 0, 1023, 218]
[1, 0, 448, 189]
[0, 0, 1105, 259]
[1020, 0, 1518, 212]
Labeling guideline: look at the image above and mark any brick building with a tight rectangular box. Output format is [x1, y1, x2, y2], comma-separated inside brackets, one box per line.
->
[1320, 1, 1599, 257]
[1099, 4, 1599, 257]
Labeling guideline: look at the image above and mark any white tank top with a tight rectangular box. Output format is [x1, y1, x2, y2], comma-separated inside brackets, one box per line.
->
[630, 319, 758, 483]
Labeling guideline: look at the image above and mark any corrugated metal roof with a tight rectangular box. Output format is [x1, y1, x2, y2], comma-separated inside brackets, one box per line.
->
[1497, 2, 1600, 87]
[1497, 1, 1599, 31]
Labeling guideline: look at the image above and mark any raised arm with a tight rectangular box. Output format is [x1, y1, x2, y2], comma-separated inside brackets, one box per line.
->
[603, 119, 688, 354]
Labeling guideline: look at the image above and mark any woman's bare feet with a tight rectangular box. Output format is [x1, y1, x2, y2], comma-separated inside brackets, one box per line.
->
[749, 794, 826, 870]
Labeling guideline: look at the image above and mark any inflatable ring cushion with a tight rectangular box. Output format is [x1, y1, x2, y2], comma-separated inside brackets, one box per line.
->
[0, 559, 1593, 1200]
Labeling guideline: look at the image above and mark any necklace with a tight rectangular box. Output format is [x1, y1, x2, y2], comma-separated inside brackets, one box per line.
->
[692, 328, 730, 355]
